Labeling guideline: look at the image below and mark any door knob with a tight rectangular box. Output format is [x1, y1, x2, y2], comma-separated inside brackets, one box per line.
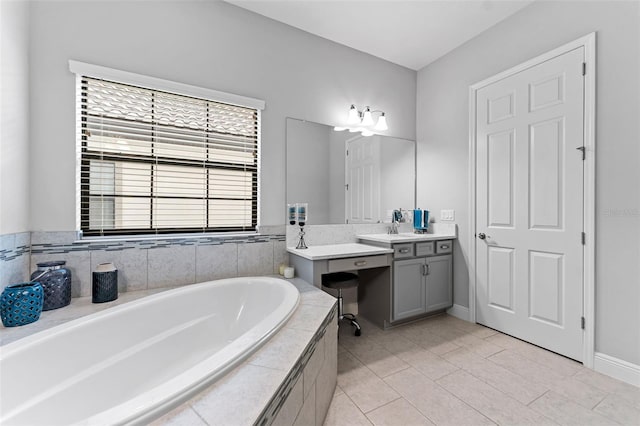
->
[478, 233, 486, 240]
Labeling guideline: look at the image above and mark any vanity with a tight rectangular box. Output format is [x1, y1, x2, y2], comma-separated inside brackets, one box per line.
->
[286, 117, 456, 330]
[287, 225, 457, 329]
[288, 244, 394, 329]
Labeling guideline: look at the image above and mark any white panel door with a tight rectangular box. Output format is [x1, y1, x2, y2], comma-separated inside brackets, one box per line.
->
[346, 137, 380, 223]
[476, 48, 585, 361]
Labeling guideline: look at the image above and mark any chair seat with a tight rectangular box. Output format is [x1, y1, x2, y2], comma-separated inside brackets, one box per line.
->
[322, 272, 358, 290]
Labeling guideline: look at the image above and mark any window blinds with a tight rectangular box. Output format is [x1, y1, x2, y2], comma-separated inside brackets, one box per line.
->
[79, 77, 259, 236]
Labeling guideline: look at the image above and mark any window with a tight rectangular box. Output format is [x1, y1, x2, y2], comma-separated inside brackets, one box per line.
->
[76, 75, 260, 237]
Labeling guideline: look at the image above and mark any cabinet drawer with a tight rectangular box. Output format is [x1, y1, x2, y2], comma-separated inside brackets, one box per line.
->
[416, 242, 434, 256]
[436, 240, 453, 254]
[328, 254, 390, 272]
[393, 243, 414, 259]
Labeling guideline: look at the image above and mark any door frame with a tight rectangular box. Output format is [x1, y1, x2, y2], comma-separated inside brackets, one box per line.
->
[467, 33, 596, 367]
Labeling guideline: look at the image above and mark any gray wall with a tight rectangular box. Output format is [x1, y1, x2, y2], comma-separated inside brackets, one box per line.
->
[416, 1, 640, 365]
[0, 0, 30, 235]
[28, 0, 416, 232]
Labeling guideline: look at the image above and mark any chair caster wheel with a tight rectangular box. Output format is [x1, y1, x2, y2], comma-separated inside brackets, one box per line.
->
[354, 328, 361, 336]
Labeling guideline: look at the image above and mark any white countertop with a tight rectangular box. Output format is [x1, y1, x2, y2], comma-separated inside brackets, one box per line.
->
[356, 231, 457, 244]
[287, 243, 393, 261]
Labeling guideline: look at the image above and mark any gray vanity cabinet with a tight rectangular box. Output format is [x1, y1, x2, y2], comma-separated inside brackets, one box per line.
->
[393, 258, 427, 320]
[391, 244, 453, 322]
[424, 255, 453, 312]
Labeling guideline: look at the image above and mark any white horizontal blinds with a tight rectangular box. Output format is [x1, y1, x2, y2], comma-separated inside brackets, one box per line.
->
[80, 77, 258, 236]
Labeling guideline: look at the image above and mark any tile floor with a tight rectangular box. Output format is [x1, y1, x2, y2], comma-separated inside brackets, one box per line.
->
[324, 314, 640, 426]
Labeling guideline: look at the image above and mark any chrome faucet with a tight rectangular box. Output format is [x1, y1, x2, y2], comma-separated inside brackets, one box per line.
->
[388, 221, 399, 234]
[388, 209, 401, 234]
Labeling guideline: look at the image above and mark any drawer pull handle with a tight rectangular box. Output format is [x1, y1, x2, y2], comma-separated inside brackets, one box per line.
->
[399, 248, 410, 253]
[354, 260, 367, 266]
[440, 245, 449, 249]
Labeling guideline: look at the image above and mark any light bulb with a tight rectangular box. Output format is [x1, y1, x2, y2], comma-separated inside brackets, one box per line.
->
[361, 129, 374, 137]
[361, 107, 374, 126]
[374, 113, 388, 131]
[347, 105, 360, 125]
[333, 126, 347, 131]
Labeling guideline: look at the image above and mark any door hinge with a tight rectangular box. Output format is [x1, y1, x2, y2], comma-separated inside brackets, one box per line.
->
[581, 316, 585, 330]
[345, 184, 349, 191]
[576, 146, 586, 160]
[582, 62, 586, 76]
[581, 232, 586, 245]
[346, 149, 349, 156]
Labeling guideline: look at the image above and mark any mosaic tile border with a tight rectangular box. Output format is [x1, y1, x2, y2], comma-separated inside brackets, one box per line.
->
[0, 232, 31, 263]
[0, 245, 30, 262]
[30, 234, 286, 255]
[255, 303, 338, 426]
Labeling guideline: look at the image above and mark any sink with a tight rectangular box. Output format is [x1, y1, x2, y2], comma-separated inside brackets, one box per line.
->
[357, 229, 457, 244]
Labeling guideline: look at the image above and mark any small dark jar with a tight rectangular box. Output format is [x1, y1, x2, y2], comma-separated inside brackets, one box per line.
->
[0, 282, 44, 327]
[30, 261, 72, 311]
[92, 263, 118, 303]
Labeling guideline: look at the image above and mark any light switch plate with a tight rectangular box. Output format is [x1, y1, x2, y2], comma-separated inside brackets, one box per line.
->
[441, 209, 455, 221]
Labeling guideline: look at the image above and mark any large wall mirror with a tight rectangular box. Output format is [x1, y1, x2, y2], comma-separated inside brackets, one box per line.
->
[286, 118, 416, 225]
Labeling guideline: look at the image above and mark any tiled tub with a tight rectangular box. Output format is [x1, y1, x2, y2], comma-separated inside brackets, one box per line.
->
[0, 277, 338, 426]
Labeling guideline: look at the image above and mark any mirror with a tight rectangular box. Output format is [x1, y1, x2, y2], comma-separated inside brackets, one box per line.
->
[286, 118, 416, 225]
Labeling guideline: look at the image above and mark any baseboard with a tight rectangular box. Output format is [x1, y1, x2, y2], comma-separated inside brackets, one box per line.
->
[594, 352, 640, 387]
[447, 304, 470, 322]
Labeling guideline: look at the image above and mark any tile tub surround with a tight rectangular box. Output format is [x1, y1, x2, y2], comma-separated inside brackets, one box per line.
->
[0, 277, 339, 426]
[152, 277, 339, 426]
[28, 230, 287, 297]
[0, 232, 31, 286]
[325, 314, 640, 426]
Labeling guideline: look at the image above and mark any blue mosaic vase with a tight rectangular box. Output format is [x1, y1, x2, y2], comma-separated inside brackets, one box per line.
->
[30, 261, 72, 311]
[0, 282, 44, 327]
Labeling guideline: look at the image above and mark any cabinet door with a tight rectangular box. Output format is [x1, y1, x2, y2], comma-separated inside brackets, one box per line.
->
[393, 258, 426, 321]
[425, 255, 453, 312]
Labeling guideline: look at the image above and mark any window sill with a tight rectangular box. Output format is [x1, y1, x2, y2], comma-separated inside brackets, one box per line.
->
[75, 231, 261, 244]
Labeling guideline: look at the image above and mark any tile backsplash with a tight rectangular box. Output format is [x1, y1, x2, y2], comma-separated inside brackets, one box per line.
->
[285, 222, 456, 247]
[0, 232, 31, 286]
[2, 222, 456, 298]
[0, 228, 286, 298]
[286, 223, 408, 248]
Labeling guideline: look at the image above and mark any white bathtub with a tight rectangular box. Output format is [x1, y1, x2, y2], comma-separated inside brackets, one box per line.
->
[0, 277, 299, 425]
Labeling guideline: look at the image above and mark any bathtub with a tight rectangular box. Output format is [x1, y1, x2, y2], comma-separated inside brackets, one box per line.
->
[0, 276, 299, 425]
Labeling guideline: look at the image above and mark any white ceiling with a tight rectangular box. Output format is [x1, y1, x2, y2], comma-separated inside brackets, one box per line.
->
[226, 0, 534, 70]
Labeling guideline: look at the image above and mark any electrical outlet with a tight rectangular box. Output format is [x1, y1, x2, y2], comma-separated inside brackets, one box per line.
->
[440, 209, 455, 221]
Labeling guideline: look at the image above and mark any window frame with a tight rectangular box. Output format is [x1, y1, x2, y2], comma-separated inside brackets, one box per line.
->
[71, 61, 265, 237]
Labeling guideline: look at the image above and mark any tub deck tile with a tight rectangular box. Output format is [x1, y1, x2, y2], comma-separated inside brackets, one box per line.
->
[286, 304, 334, 333]
[248, 327, 315, 372]
[191, 364, 288, 426]
[149, 404, 207, 426]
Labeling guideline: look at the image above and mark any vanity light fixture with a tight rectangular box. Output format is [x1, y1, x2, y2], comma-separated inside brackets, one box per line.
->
[374, 112, 388, 131]
[334, 104, 388, 136]
[361, 107, 374, 126]
[347, 104, 360, 125]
